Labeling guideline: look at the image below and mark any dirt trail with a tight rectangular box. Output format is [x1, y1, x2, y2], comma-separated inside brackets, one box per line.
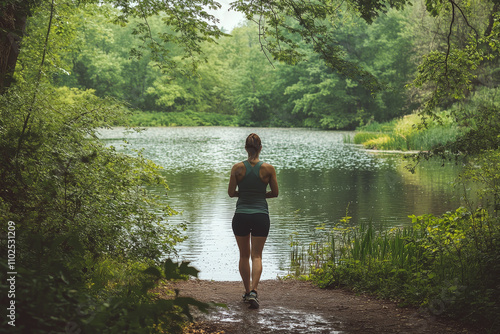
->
[170, 280, 479, 334]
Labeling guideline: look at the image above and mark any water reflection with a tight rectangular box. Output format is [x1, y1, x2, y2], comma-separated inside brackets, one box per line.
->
[99, 127, 463, 280]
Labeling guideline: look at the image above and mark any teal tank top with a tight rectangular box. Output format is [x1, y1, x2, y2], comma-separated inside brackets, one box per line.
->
[235, 160, 269, 214]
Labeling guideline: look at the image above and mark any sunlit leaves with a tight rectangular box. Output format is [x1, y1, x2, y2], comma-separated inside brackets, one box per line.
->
[109, 0, 228, 73]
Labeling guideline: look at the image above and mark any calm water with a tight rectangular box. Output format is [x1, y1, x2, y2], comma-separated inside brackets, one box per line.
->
[99, 127, 463, 280]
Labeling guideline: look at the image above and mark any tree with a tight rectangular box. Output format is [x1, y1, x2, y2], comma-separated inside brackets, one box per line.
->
[0, 2, 213, 331]
[218, 23, 277, 125]
[1, 0, 420, 95]
[0, 0, 39, 93]
[407, 0, 500, 166]
[217, 6, 416, 129]
[0, 0, 225, 93]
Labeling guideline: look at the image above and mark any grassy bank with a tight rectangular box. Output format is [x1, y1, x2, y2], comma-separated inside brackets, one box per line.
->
[124, 110, 238, 127]
[290, 205, 500, 331]
[349, 111, 462, 151]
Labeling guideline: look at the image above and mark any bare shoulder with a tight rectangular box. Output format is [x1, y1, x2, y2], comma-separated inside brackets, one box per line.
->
[231, 162, 246, 175]
[261, 162, 276, 174]
[232, 161, 245, 169]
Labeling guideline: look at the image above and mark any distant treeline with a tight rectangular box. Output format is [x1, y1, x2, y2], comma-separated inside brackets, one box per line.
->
[56, 4, 421, 129]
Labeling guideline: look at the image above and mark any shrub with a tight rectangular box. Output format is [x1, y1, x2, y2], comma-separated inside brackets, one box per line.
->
[0, 83, 208, 332]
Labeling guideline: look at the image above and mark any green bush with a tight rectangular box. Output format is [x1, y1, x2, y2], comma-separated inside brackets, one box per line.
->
[297, 207, 499, 330]
[0, 254, 211, 333]
[0, 83, 209, 333]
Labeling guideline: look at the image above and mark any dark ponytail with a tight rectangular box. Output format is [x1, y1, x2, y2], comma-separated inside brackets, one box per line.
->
[245, 133, 262, 160]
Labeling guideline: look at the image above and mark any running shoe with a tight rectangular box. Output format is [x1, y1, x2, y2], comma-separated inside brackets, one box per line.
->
[242, 292, 251, 303]
[247, 290, 259, 309]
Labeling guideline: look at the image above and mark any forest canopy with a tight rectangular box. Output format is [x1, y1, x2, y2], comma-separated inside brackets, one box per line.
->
[3, 0, 499, 130]
[1, 1, 499, 130]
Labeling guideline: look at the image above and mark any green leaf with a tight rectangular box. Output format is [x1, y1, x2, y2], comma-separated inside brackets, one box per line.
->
[143, 266, 162, 278]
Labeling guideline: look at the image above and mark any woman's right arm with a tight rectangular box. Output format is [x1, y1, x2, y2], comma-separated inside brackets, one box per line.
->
[228, 164, 240, 198]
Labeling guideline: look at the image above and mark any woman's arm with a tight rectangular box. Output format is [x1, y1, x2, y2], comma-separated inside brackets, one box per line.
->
[265, 165, 279, 198]
[228, 164, 240, 197]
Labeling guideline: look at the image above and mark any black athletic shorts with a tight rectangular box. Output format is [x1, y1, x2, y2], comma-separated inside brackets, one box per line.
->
[232, 213, 270, 237]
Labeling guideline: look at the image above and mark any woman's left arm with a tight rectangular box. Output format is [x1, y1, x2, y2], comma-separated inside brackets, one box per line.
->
[266, 165, 279, 198]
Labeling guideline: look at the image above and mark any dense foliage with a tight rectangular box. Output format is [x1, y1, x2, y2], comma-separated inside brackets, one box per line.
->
[0, 1, 213, 332]
[47, 1, 500, 132]
[291, 163, 500, 330]
[53, 3, 415, 129]
[292, 206, 500, 330]
[0, 82, 211, 332]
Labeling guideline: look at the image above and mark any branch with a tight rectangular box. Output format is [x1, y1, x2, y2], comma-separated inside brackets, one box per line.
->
[256, 0, 275, 68]
[450, 0, 479, 40]
[444, 1, 455, 80]
[138, 1, 163, 70]
[269, 3, 282, 53]
[443, 1, 480, 84]
[16, 0, 55, 163]
[36, 0, 55, 84]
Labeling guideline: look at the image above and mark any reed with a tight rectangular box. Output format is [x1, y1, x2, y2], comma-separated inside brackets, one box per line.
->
[407, 126, 462, 150]
[342, 133, 354, 144]
[353, 132, 386, 145]
[323, 223, 425, 274]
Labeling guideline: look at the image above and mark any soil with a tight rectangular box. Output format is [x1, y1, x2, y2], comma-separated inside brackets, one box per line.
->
[166, 279, 480, 334]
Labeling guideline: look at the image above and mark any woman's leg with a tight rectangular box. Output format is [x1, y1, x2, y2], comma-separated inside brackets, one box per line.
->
[235, 234, 251, 293]
[250, 236, 267, 291]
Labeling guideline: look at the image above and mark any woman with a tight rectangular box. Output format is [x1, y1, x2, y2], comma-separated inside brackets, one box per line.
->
[228, 133, 279, 309]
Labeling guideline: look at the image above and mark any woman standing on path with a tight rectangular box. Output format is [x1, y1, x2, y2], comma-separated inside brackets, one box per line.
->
[228, 133, 279, 309]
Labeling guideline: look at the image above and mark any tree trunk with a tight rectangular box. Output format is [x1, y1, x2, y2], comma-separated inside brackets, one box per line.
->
[0, 2, 29, 94]
[485, 3, 500, 37]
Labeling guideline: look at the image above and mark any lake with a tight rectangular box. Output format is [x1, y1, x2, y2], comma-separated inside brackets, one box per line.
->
[99, 127, 463, 280]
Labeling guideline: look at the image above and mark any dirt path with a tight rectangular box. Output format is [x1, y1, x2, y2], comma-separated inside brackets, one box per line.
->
[169, 280, 479, 334]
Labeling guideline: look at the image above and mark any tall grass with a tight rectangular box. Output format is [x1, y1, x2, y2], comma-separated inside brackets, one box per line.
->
[353, 132, 386, 145]
[407, 126, 462, 151]
[342, 133, 354, 144]
[350, 112, 462, 151]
